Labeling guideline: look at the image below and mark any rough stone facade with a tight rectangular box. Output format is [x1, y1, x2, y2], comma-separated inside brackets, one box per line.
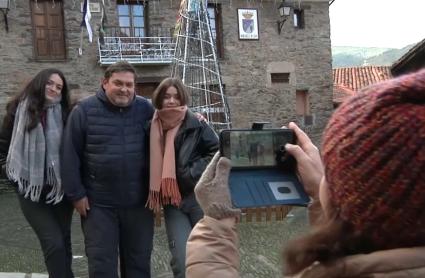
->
[0, 0, 333, 143]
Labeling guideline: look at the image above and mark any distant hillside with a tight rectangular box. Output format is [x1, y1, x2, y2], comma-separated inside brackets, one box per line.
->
[365, 44, 415, 65]
[332, 46, 392, 57]
[332, 45, 414, 68]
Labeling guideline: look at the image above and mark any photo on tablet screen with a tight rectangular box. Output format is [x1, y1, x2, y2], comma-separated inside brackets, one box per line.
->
[228, 130, 290, 167]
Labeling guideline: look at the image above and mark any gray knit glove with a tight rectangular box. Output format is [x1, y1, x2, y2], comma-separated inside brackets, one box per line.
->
[195, 152, 241, 220]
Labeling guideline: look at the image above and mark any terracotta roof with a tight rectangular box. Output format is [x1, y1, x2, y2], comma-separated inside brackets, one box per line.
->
[333, 66, 392, 104]
[333, 84, 355, 104]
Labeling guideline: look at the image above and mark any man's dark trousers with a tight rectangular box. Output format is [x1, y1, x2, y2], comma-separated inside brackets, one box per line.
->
[82, 205, 154, 278]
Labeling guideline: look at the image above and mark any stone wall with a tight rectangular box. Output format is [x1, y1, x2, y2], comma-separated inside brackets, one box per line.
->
[0, 0, 332, 143]
[0, 0, 176, 109]
[218, 0, 333, 143]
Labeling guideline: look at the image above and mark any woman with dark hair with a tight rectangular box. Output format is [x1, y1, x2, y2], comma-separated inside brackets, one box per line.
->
[0, 69, 74, 278]
[186, 69, 425, 277]
[146, 77, 219, 278]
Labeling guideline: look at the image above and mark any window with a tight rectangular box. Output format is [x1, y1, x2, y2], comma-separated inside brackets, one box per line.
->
[135, 76, 166, 99]
[293, 9, 304, 29]
[296, 90, 313, 125]
[30, 0, 66, 60]
[205, 84, 227, 123]
[271, 73, 290, 83]
[136, 82, 158, 99]
[207, 4, 224, 58]
[296, 90, 309, 116]
[117, 1, 146, 37]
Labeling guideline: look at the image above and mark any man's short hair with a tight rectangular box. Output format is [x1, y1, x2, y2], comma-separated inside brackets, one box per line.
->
[104, 61, 137, 80]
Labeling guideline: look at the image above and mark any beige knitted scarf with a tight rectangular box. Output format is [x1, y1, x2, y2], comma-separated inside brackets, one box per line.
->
[146, 106, 188, 212]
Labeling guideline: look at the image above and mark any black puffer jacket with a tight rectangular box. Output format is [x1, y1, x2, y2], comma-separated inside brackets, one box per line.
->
[174, 111, 219, 197]
[148, 110, 219, 198]
[61, 89, 154, 207]
[0, 109, 14, 178]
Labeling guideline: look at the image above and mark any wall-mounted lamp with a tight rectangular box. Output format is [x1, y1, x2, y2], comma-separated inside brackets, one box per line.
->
[277, 0, 291, 34]
[0, 0, 10, 32]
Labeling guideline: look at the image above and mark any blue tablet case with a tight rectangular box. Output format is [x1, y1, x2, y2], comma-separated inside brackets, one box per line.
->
[229, 169, 310, 208]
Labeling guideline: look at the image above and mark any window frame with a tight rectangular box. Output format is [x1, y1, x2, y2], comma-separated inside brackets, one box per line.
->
[207, 3, 224, 58]
[296, 90, 310, 116]
[30, 0, 66, 61]
[117, 0, 148, 37]
[270, 72, 290, 84]
[293, 9, 305, 29]
[296, 90, 313, 126]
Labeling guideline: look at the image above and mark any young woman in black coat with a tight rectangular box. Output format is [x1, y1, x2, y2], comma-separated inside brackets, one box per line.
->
[146, 77, 219, 278]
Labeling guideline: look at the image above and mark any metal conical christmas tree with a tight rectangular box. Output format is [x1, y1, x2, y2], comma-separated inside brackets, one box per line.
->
[172, 0, 231, 131]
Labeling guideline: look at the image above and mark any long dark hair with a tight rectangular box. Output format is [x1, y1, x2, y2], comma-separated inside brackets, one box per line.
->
[4, 68, 71, 131]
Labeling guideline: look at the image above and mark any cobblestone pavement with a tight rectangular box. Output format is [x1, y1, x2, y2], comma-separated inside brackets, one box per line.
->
[0, 190, 309, 278]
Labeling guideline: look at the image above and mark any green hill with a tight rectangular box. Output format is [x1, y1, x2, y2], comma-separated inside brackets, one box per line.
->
[365, 44, 415, 65]
[332, 45, 414, 68]
[332, 46, 392, 58]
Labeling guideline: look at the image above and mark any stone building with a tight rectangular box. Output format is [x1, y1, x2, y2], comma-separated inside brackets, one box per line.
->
[0, 0, 333, 143]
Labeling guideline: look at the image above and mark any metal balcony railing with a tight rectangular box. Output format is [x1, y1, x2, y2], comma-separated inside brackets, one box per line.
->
[98, 27, 176, 65]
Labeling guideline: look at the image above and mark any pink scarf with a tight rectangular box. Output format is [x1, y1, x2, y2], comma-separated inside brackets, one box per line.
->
[146, 106, 188, 212]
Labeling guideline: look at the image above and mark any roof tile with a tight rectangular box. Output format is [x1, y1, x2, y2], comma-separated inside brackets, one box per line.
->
[333, 66, 392, 104]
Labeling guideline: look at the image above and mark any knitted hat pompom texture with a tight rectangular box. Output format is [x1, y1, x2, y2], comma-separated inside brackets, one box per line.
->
[322, 69, 425, 248]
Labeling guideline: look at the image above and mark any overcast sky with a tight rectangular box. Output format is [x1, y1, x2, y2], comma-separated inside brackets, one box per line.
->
[329, 0, 425, 48]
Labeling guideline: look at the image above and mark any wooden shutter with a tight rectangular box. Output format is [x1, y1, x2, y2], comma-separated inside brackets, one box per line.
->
[207, 4, 224, 58]
[136, 82, 159, 99]
[214, 5, 224, 58]
[31, 0, 66, 60]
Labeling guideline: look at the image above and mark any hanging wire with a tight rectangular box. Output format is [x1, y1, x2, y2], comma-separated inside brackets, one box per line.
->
[51, 0, 56, 9]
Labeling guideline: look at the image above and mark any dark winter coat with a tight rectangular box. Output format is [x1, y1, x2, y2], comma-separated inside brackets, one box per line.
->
[0, 108, 14, 178]
[174, 110, 219, 197]
[148, 110, 219, 198]
[0, 110, 15, 169]
[61, 89, 154, 208]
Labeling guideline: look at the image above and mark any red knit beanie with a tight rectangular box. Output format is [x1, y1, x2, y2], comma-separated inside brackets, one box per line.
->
[322, 69, 425, 248]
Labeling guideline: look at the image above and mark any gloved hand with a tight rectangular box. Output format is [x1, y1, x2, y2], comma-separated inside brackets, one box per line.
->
[195, 152, 241, 220]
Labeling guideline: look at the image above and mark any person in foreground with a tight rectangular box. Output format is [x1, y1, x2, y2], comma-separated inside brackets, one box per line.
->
[61, 61, 154, 278]
[186, 69, 425, 278]
[147, 77, 219, 278]
[0, 69, 74, 277]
